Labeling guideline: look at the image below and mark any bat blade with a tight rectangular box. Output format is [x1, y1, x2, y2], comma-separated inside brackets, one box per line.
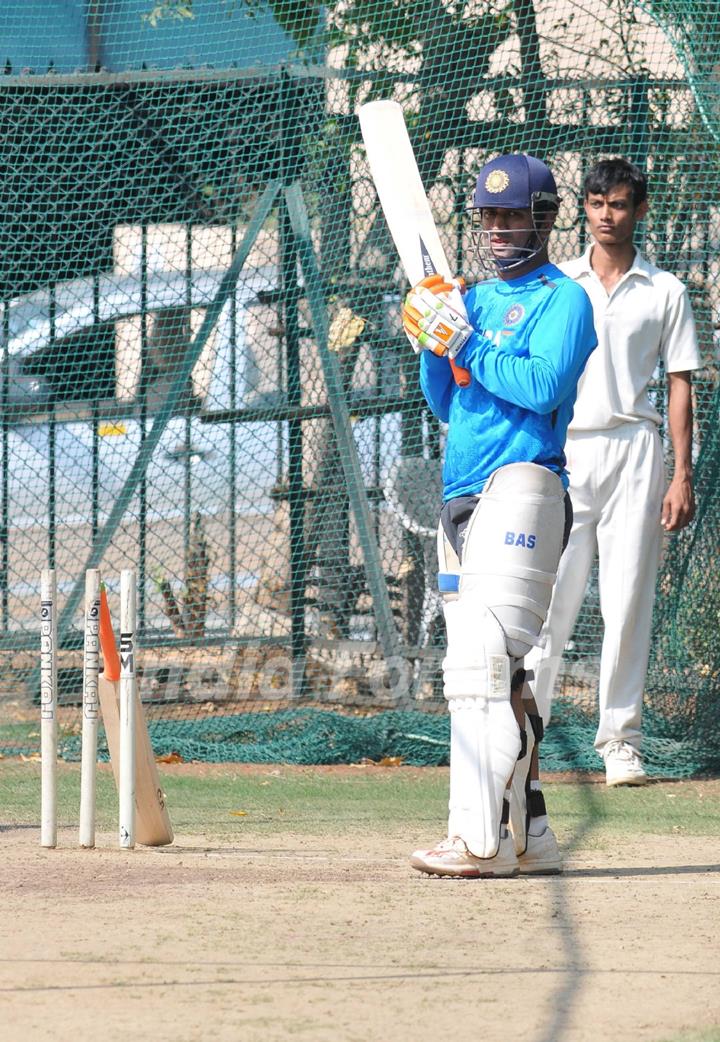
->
[359, 99, 471, 387]
[98, 674, 174, 846]
[98, 586, 173, 846]
[359, 100, 453, 286]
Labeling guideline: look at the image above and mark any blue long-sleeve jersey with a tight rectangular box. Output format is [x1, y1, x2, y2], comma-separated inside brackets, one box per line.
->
[419, 262, 597, 499]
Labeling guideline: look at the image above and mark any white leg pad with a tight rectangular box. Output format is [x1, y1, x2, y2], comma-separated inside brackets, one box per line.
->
[462, 463, 566, 658]
[443, 596, 520, 858]
[439, 464, 564, 860]
[448, 697, 520, 858]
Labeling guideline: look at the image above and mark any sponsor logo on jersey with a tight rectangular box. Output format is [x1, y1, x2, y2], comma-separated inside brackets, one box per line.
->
[503, 303, 525, 325]
[505, 531, 536, 549]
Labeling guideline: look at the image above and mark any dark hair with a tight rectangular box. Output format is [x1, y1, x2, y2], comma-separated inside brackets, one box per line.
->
[583, 158, 648, 206]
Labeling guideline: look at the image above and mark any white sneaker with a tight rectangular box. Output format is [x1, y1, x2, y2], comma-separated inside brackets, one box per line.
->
[517, 827, 563, 875]
[410, 833, 519, 878]
[603, 740, 648, 786]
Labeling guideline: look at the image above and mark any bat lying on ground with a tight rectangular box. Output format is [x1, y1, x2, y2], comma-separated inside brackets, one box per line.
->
[98, 586, 173, 846]
[358, 99, 471, 387]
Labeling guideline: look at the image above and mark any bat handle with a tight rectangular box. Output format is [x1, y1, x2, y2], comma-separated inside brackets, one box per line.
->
[450, 357, 471, 387]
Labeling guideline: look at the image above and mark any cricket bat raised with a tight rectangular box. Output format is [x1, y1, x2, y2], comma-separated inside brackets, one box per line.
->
[98, 586, 173, 846]
[358, 99, 471, 387]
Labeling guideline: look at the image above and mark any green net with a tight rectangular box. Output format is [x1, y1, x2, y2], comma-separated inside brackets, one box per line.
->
[0, 0, 718, 777]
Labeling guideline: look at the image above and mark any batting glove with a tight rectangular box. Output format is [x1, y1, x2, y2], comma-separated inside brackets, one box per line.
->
[402, 274, 472, 359]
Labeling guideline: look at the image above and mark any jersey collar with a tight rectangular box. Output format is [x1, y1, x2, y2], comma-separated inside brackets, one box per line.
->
[492, 260, 559, 292]
[578, 243, 652, 281]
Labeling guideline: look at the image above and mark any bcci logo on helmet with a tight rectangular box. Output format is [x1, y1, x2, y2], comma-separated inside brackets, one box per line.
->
[485, 169, 510, 193]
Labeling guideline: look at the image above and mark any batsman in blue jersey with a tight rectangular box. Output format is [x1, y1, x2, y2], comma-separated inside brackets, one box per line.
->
[402, 154, 596, 878]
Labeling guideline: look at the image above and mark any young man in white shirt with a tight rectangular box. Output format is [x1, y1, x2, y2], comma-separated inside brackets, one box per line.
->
[525, 158, 701, 786]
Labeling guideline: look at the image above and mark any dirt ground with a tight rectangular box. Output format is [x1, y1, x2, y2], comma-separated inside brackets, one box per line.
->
[2, 813, 720, 1042]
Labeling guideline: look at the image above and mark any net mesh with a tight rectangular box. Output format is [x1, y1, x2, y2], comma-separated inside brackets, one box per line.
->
[1, 0, 718, 777]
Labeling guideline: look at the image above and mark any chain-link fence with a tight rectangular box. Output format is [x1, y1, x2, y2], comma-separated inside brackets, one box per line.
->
[1, 0, 718, 774]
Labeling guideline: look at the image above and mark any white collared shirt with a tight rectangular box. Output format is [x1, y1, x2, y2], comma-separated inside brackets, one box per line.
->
[558, 245, 701, 431]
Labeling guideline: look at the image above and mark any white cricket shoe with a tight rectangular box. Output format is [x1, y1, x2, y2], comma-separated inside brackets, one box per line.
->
[517, 827, 563, 875]
[410, 833, 519, 878]
[603, 740, 648, 787]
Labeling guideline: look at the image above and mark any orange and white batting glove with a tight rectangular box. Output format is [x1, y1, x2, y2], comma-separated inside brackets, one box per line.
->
[402, 274, 472, 359]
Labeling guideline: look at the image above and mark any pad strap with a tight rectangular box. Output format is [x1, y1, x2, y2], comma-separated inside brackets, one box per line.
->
[528, 712, 544, 744]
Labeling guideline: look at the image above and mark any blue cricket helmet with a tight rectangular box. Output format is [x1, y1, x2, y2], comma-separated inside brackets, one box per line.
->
[473, 154, 559, 210]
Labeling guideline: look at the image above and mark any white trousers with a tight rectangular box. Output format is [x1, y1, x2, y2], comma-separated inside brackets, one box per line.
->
[525, 422, 665, 753]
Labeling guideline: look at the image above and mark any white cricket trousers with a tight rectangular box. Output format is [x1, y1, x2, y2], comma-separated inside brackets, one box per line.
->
[526, 421, 665, 754]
